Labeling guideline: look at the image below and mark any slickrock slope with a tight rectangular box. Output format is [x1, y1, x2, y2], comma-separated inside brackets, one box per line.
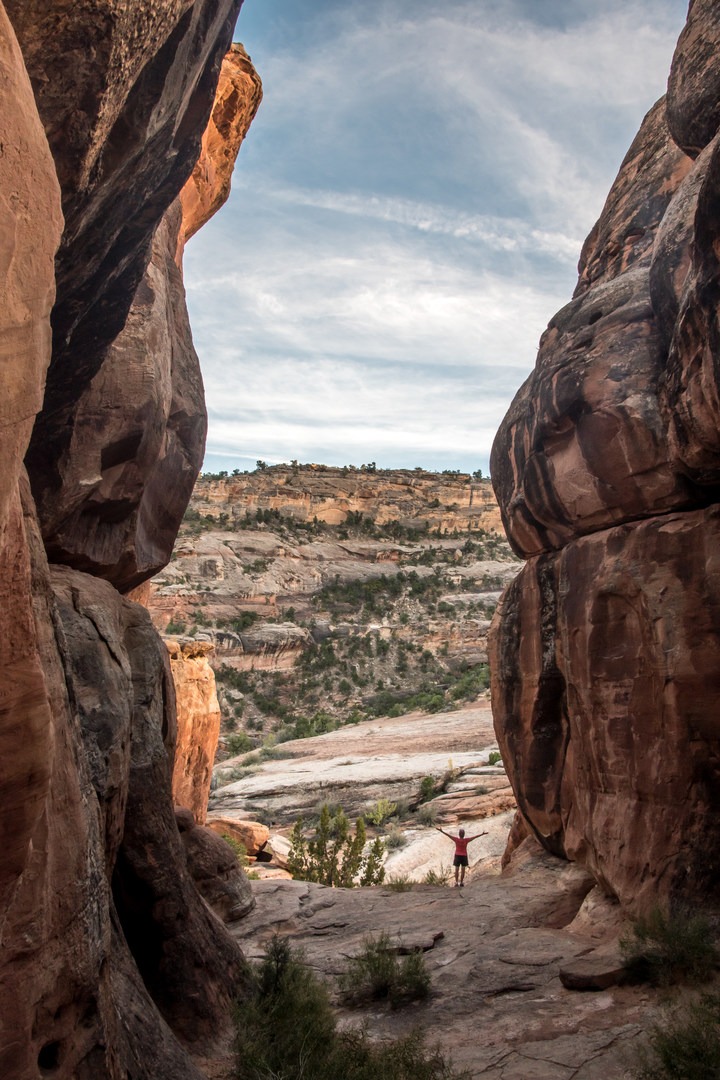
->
[491, 1, 720, 909]
[232, 855, 656, 1080]
[0, 4, 260, 1077]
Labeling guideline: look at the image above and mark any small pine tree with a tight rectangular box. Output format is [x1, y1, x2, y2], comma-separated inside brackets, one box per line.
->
[288, 806, 385, 887]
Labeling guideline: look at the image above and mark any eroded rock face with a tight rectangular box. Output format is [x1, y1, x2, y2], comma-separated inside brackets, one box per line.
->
[180, 42, 263, 245]
[37, 200, 207, 590]
[0, 2, 258, 1075]
[0, 2, 62, 928]
[22, 38, 261, 593]
[168, 639, 222, 822]
[176, 808, 255, 922]
[490, 5, 720, 909]
[11, 0, 247, 590]
[491, 101, 694, 559]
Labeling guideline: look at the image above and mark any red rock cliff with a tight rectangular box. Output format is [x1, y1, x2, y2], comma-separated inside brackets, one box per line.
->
[490, 0, 720, 910]
[0, 3, 261, 1076]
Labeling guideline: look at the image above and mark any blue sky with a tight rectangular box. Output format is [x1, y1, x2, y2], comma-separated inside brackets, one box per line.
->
[185, 0, 689, 475]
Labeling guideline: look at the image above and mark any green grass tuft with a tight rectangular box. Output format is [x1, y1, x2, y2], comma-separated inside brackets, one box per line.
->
[338, 932, 431, 1008]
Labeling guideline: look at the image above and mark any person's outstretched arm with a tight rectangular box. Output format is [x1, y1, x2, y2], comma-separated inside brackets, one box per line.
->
[467, 831, 489, 842]
[434, 827, 453, 839]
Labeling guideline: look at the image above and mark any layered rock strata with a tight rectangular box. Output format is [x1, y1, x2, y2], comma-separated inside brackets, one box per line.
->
[0, 3, 260, 1076]
[490, 2, 720, 909]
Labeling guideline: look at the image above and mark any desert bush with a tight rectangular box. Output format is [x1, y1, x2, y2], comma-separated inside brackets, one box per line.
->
[221, 835, 249, 865]
[633, 992, 720, 1079]
[386, 874, 414, 892]
[424, 865, 451, 886]
[234, 937, 469, 1080]
[418, 803, 438, 826]
[487, 750, 502, 766]
[621, 906, 719, 987]
[287, 805, 385, 887]
[367, 798, 398, 826]
[339, 932, 431, 1008]
[384, 826, 407, 851]
[226, 732, 254, 756]
[419, 775, 436, 802]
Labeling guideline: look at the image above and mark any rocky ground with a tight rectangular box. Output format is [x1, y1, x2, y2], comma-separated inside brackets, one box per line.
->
[223, 855, 659, 1080]
[199, 702, 659, 1080]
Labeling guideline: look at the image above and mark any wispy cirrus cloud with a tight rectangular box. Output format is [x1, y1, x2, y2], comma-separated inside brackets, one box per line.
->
[184, 0, 689, 473]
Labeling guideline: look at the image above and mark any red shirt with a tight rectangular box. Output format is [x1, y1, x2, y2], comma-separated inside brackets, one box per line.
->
[453, 836, 469, 857]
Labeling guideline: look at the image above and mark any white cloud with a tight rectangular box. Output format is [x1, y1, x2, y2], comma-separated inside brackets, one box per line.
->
[259, 184, 583, 259]
[185, 0, 689, 471]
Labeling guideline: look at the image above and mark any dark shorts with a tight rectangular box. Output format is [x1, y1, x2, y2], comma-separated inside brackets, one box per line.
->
[453, 855, 469, 867]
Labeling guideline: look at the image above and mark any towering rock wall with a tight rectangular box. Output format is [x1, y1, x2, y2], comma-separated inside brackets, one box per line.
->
[0, 3, 261, 1076]
[490, 1, 720, 910]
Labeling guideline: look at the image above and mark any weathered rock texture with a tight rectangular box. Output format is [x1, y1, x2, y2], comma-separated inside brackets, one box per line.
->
[15, 9, 261, 593]
[176, 808, 255, 922]
[12, 0, 242, 511]
[490, 2, 720, 909]
[0, 2, 261, 1076]
[180, 42, 263, 245]
[169, 639, 222, 822]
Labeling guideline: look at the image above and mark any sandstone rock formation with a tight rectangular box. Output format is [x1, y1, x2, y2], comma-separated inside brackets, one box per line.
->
[490, 2, 720, 909]
[180, 42, 263, 245]
[169, 639, 222, 822]
[176, 808, 255, 923]
[195, 464, 503, 534]
[0, 3, 261, 1076]
[17, 21, 261, 593]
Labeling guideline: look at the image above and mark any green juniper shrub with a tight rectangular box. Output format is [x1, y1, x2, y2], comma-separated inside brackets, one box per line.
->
[419, 775, 436, 802]
[226, 732, 254, 756]
[367, 798, 398, 826]
[287, 805, 385, 887]
[339, 932, 431, 1008]
[620, 905, 720, 987]
[633, 992, 720, 1080]
[487, 750, 502, 766]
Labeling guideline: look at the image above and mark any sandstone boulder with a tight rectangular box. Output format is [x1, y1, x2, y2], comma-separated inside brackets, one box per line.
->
[8, 0, 245, 589]
[53, 566, 248, 1045]
[491, 100, 692, 559]
[207, 817, 271, 856]
[0, 2, 255, 1075]
[176, 808, 255, 922]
